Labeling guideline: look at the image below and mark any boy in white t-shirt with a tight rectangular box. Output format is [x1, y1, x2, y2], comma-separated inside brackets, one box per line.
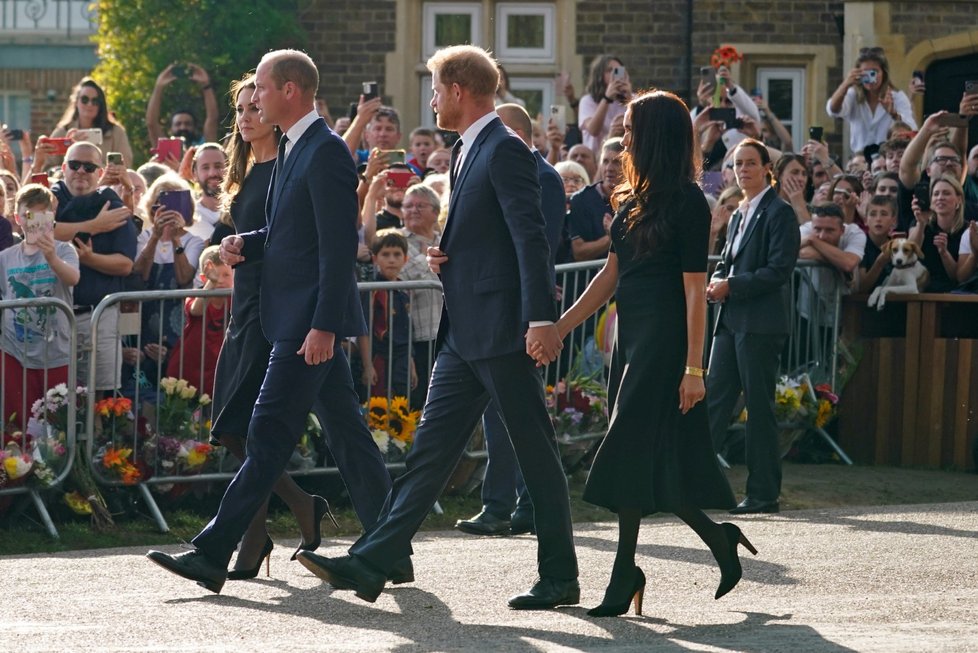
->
[0, 184, 80, 426]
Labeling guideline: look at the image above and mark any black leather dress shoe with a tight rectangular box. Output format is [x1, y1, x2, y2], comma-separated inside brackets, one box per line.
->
[146, 549, 227, 594]
[510, 510, 536, 535]
[508, 577, 580, 610]
[324, 556, 414, 589]
[729, 498, 780, 514]
[296, 552, 386, 603]
[455, 509, 511, 536]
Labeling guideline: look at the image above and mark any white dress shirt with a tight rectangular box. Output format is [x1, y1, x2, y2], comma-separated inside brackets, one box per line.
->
[283, 108, 322, 161]
[730, 185, 772, 261]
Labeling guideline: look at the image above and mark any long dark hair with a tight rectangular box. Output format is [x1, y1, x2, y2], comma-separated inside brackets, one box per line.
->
[221, 74, 282, 213]
[613, 90, 701, 257]
[57, 77, 117, 132]
[586, 54, 623, 102]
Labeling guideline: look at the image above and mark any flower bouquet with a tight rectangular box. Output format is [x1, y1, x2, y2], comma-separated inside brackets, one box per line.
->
[29, 384, 114, 529]
[141, 377, 217, 483]
[546, 372, 609, 444]
[709, 45, 744, 107]
[365, 396, 420, 462]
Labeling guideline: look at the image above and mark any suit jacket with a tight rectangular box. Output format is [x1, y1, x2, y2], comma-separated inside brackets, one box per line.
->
[239, 118, 366, 342]
[535, 150, 566, 276]
[711, 187, 799, 335]
[437, 118, 557, 360]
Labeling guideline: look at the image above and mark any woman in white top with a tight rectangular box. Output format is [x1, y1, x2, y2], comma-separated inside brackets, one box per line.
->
[826, 47, 917, 155]
[578, 54, 633, 154]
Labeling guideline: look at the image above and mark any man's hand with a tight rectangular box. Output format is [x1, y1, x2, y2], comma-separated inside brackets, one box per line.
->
[144, 343, 167, 363]
[297, 328, 335, 365]
[426, 246, 448, 274]
[362, 364, 378, 388]
[73, 235, 94, 264]
[155, 64, 177, 88]
[526, 324, 563, 366]
[188, 63, 211, 88]
[220, 235, 245, 266]
[706, 279, 730, 303]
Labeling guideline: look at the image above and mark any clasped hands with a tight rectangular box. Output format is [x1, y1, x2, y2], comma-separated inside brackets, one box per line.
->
[526, 324, 563, 367]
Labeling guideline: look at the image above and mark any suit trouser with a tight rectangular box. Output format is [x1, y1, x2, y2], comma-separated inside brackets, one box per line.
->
[706, 324, 785, 502]
[481, 401, 532, 519]
[193, 342, 390, 564]
[349, 338, 578, 580]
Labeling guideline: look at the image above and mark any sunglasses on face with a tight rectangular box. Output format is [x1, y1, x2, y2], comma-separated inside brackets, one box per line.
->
[66, 160, 100, 173]
[78, 95, 102, 106]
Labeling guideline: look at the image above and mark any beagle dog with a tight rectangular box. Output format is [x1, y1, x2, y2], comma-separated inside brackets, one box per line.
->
[867, 238, 929, 310]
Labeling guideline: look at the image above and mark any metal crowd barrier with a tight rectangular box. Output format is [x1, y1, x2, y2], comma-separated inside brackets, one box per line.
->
[707, 256, 853, 465]
[0, 297, 77, 538]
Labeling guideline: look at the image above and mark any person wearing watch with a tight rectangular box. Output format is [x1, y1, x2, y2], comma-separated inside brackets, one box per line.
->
[131, 175, 207, 386]
[578, 54, 632, 155]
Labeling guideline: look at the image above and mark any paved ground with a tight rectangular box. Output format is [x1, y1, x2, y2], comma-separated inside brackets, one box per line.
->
[2, 501, 977, 653]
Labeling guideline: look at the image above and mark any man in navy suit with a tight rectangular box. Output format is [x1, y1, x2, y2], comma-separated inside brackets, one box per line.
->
[297, 45, 580, 609]
[455, 102, 565, 537]
[147, 49, 396, 593]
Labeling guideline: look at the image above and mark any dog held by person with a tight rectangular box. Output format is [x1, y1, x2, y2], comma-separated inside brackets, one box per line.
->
[867, 238, 928, 310]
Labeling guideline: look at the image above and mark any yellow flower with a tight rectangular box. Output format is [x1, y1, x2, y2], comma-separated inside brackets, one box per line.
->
[159, 377, 177, 395]
[4, 455, 31, 480]
[198, 393, 211, 406]
[64, 491, 93, 515]
[390, 396, 411, 418]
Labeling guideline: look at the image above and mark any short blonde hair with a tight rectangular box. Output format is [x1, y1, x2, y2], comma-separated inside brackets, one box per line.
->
[555, 161, 590, 186]
[198, 244, 224, 271]
[426, 45, 499, 99]
[15, 183, 55, 212]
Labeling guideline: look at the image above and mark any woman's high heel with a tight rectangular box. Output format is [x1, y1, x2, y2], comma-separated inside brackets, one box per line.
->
[290, 495, 339, 561]
[714, 522, 758, 600]
[228, 537, 274, 581]
[587, 567, 646, 617]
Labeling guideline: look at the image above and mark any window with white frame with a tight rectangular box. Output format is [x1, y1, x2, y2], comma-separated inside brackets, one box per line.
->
[495, 3, 555, 63]
[420, 74, 434, 128]
[422, 2, 481, 59]
[508, 77, 554, 122]
[756, 68, 805, 150]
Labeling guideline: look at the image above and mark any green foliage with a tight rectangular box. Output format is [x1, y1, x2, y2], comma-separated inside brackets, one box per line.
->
[92, 0, 305, 164]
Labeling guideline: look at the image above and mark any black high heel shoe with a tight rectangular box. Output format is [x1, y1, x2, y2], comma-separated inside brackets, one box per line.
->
[587, 566, 646, 617]
[228, 537, 274, 580]
[290, 495, 339, 561]
[714, 522, 758, 600]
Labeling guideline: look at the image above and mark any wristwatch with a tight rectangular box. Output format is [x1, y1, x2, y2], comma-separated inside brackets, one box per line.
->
[174, 246, 186, 256]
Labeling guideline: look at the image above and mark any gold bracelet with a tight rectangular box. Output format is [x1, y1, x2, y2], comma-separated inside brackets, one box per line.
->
[684, 366, 707, 378]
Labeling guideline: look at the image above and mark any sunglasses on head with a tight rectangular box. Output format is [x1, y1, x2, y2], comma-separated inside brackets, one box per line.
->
[78, 95, 102, 106]
[66, 160, 100, 173]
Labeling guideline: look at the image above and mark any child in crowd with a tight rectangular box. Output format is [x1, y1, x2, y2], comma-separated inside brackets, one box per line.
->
[407, 127, 436, 176]
[858, 195, 900, 292]
[165, 246, 231, 398]
[0, 184, 80, 426]
[358, 230, 416, 400]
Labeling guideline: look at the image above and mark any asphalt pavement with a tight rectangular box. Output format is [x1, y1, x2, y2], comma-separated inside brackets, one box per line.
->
[2, 501, 976, 652]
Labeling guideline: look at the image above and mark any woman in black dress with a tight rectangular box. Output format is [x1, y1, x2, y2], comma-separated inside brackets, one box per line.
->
[550, 91, 754, 616]
[210, 75, 332, 579]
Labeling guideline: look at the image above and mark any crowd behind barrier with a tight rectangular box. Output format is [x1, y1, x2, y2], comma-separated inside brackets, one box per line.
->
[1, 259, 852, 536]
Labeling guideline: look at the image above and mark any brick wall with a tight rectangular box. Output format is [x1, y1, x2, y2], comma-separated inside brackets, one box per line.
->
[298, 0, 396, 119]
[890, 1, 978, 53]
[0, 69, 92, 137]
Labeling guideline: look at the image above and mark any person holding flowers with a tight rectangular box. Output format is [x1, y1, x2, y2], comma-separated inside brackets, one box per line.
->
[542, 90, 748, 618]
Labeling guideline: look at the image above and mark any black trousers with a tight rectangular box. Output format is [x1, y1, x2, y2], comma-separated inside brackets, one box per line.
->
[349, 337, 578, 580]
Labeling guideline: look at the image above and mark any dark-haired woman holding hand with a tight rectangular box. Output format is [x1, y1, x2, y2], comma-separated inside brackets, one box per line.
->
[541, 90, 750, 618]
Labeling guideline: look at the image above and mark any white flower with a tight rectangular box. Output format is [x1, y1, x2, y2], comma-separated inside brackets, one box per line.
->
[175, 379, 188, 393]
[54, 383, 69, 396]
[390, 437, 407, 452]
[159, 377, 177, 395]
[371, 430, 390, 452]
[198, 393, 211, 406]
[179, 387, 196, 400]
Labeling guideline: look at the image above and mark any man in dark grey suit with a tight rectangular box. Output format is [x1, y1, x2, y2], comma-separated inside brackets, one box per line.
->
[297, 45, 579, 609]
[706, 139, 799, 515]
[146, 49, 395, 593]
[456, 102, 566, 537]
